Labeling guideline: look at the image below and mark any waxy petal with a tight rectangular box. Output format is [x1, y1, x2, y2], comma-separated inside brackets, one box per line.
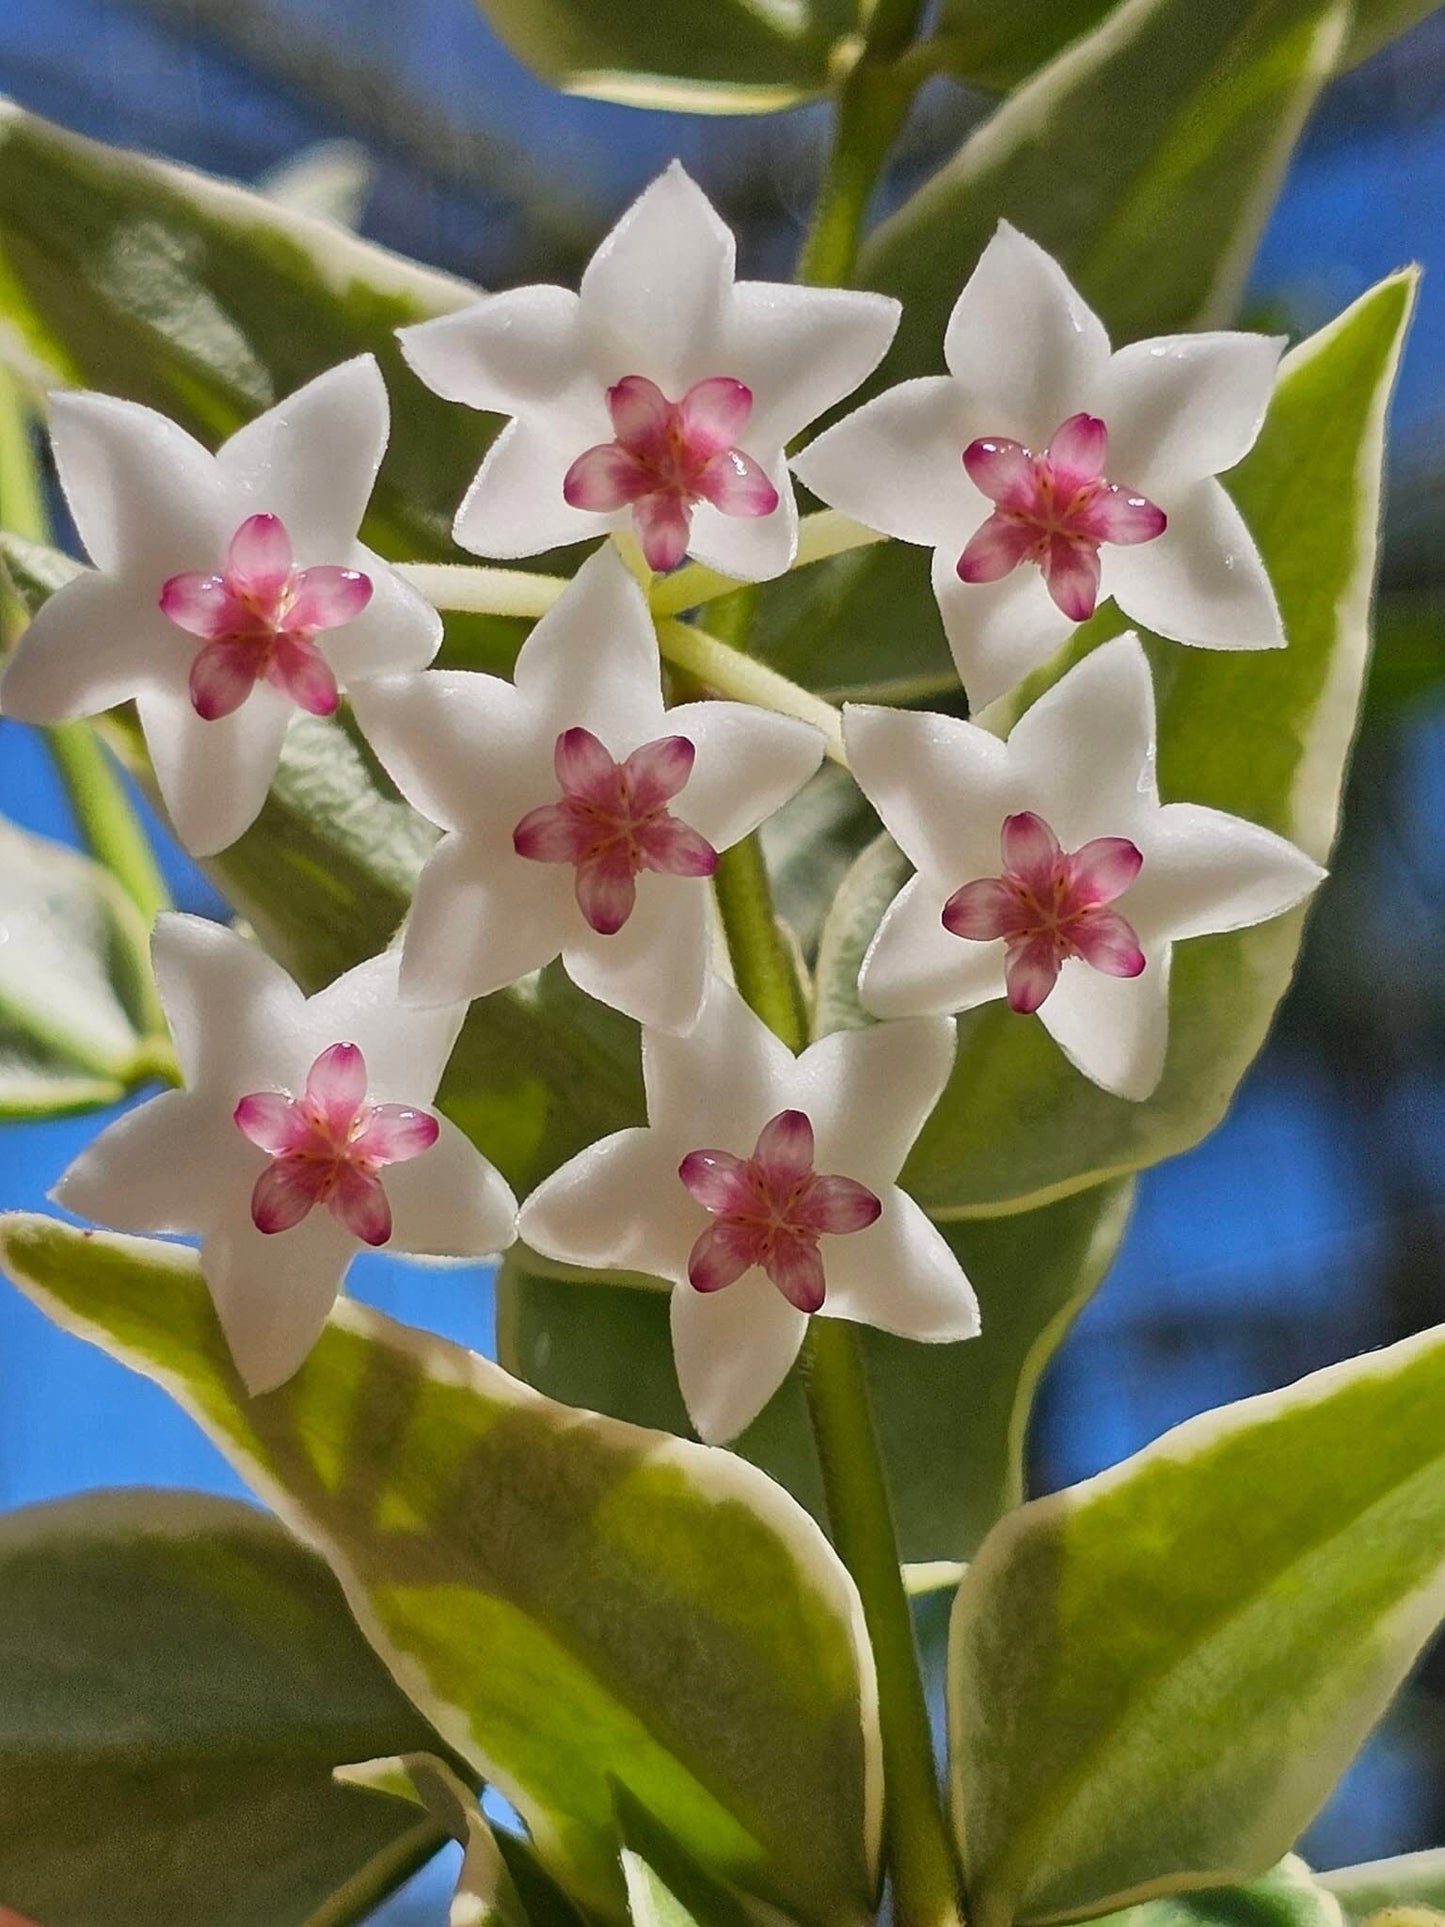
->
[821, 1193, 980, 1344]
[1105, 478, 1283, 650]
[798, 1175, 883, 1237]
[670, 1270, 807, 1445]
[688, 1219, 757, 1294]
[1083, 488, 1167, 548]
[1099, 331, 1285, 493]
[203, 1210, 354, 1395]
[755, 1108, 815, 1189]
[1070, 836, 1144, 905]
[764, 1234, 826, 1315]
[942, 877, 1016, 942]
[862, 875, 1008, 1021]
[160, 573, 243, 640]
[228, 513, 293, 598]
[304, 1041, 368, 1133]
[269, 636, 340, 717]
[632, 492, 694, 572]
[564, 872, 712, 1034]
[957, 513, 1038, 584]
[1000, 811, 1063, 892]
[679, 1148, 753, 1215]
[666, 700, 823, 854]
[382, 1115, 519, 1259]
[53, 1087, 230, 1237]
[513, 801, 589, 864]
[606, 373, 672, 449]
[252, 1158, 326, 1235]
[1039, 946, 1173, 1101]
[1005, 633, 1159, 835]
[933, 546, 1077, 712]
[331, 1165, 393, 1246]
[189, 641, 258, 722]
[1128, 800, 1325, 944]
[555, 725, 621, 803]
[234, 1090, 303, 1155]
[1042, 535, 1101, 621]
[0, 574, 173, 723]
[624, 734, 696, 811]
[725, 279, 900, 450]
[637, 817, 717, 878]
[680, 376, 753, 455]
[1005, 936, 1063, 1014]
[575, 852, 638, 935]
[356, 1104, 441, 1165]
[563, 441, 653, 511]
[1046, 412, 1109, 492]
[456, 415, 600, 560]
[695, 447, 780, 518]
[287, 566, 373, 634]
[398, 284, 585, 418]
[962, 437, 1036, 510]
[1071, 908, 1147, 978]
[792, 376, 973, 552]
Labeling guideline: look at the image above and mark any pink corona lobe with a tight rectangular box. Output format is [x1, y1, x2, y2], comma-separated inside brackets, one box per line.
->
[513, 726, 718, 936]
[957, 413, 1166, 621]
[562, 374, 780, 572]
[678, 1109, 881, 1314]
[943, 810, 1147, 1014]
[160, 513, 372, 721]
[233, 1041, 439, 1247]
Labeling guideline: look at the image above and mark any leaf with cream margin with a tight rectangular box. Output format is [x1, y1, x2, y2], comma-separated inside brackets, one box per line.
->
[889, 271, 1416, 1215]
[948, 1323, 1445, 1927]
[336, 1755, 532, 1927]
[1322, 1854, 1445, 1923]
[0, 1213, 881, 1927]
[0, 815, 157, 1117]
[0, 1488, 447, 1927]
[466, 0, 858, 115]
[499, 1178, 1132, 1563]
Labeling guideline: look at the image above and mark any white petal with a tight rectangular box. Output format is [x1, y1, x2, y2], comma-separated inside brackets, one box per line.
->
[642, 974, 796, 1154]
[1131, 801, 1324, 944]
[52, 1088, 235, 1234]
[400, 833, 570, 1006]
[303, 948, 466, 1104]
[398, 285, 587, 416]
[1005, 633, 1161, 837]
[48, 390, 230, 579]
[932, 545, 1077, 712]
[352, 670, 539, 835]
[512, 545, 667, 745]
[453, 415, 606, 560]
[578, 163, 734, 392]
[202, 1208, 354, 1394]
[725, 281, 901, 449]
[859, 874, 1007, 1020]
[665, 699, 823, 851]
[151, 911, 304, 1093]
[843, 702, 1009, 881]
[822, 1192, 979, 1343]
[790, 1016, 955, 1189]
[790, 378, 974, 551]
[1105, 478, 1284, 651]
[669, 1272, 806, 1445]
[315, 552, 443, 686]
[942, 223, 1111, 434]
[685, 462, 798, 583]
[564, 875, 711, 1033]
[0, 572, 174, 721]
[1099, 332, 1285, 494]
[218, 356, 389, 556]
[136, 682, 292, 857]
[385, 1115, 518, 1258]
[519, 1127, 702, 1284]
[1038, 946, 1173, 1102]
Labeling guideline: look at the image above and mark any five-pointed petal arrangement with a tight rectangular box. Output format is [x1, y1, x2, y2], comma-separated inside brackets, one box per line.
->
[354, 547, 823, 1032]
[518, 975, 979, 1444]
[52, 914, 517, 1393]
[0, 356, 442, 855]
[845, 635, 1326, 1100]
[793, 222, 1286, 709]
[397, 161, 900, 581]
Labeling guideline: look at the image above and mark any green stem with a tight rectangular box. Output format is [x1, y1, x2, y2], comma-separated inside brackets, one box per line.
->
[44, 721, 172, 930]
[710, 833, 963, 1927]
[655, 618, 845, 765]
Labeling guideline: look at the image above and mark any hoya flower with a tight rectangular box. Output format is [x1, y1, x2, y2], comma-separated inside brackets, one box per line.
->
[0, 357, 442, 855]
[519, 975, 979, 1444]
[53, 914, 517, 1393]
[845, 635, 1325, 1100]
[397, 162, 900, 580]
[793, 222, 1285, 709]
[353, 547, 822, 1033]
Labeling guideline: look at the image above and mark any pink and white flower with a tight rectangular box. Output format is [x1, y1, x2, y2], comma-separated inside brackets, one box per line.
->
[397, 162, 900, 581]
[793, 223, 1285, 709]
[0, 358, 442, 856]
[844, 636, 1325, 1100]
[353, 548, 823, 1033]
[519, 976, 978, 1444]
[53, 914, 517, 1393]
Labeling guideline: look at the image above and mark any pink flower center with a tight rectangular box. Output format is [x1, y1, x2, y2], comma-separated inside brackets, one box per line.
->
[512, 725, 718, 936]
[234, 1041, 439, 1247]
[942, 810, 1147, 1014]
[678, 1109, 881, 1314]
[956, 412, 1166, 622]
[562, 374, 780, 573]
[160, 512, 373, 722]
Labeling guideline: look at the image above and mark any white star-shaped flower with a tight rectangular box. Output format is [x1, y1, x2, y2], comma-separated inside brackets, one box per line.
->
[53, 914, 517, 1393]
[354, 547, 823, 1033]
[397, 161, 901, 581]
[793, 222, 1286, 709]
[0, 356, 443, 856]
[845, 635, 1325, 1100]
[518, 975, 979, 1444]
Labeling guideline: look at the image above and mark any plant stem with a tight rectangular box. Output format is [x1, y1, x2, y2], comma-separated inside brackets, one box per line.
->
[797, 0, 931, 288]
[655, 618, 845, 765]
[710, 827, 964, 1927]
[44, 721, 172, 930]
[651, 510, 884, 617]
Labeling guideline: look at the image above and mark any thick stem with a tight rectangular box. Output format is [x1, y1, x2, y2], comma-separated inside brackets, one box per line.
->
[655, 618, 845, 765]
[711, 836, 809, 1052]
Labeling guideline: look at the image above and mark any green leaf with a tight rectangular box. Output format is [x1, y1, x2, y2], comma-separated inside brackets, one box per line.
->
[0, 1487, 445, 1927]
[933, 0, 1442, 92]
[1323, 1853, 1445, 1922]
[866, 0, 1349, 383]
[338, 1754, 531, 1927]
[0, 1214, 881, 1927]
[622, 1853, 705, 1927]
[897, 270, 1416, 1215]
[0, 99, 484, 563]
[499, 1179, 1133, 1563]
[467, 0, 859, 114]
[1101, 1860, 1346, 1927]
[947, 1322, 1445, 1927]
[0, 814, 157, 1116]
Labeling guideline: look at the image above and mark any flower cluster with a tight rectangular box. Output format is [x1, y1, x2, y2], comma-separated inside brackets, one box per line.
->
[2, 165, 1323, 1439]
